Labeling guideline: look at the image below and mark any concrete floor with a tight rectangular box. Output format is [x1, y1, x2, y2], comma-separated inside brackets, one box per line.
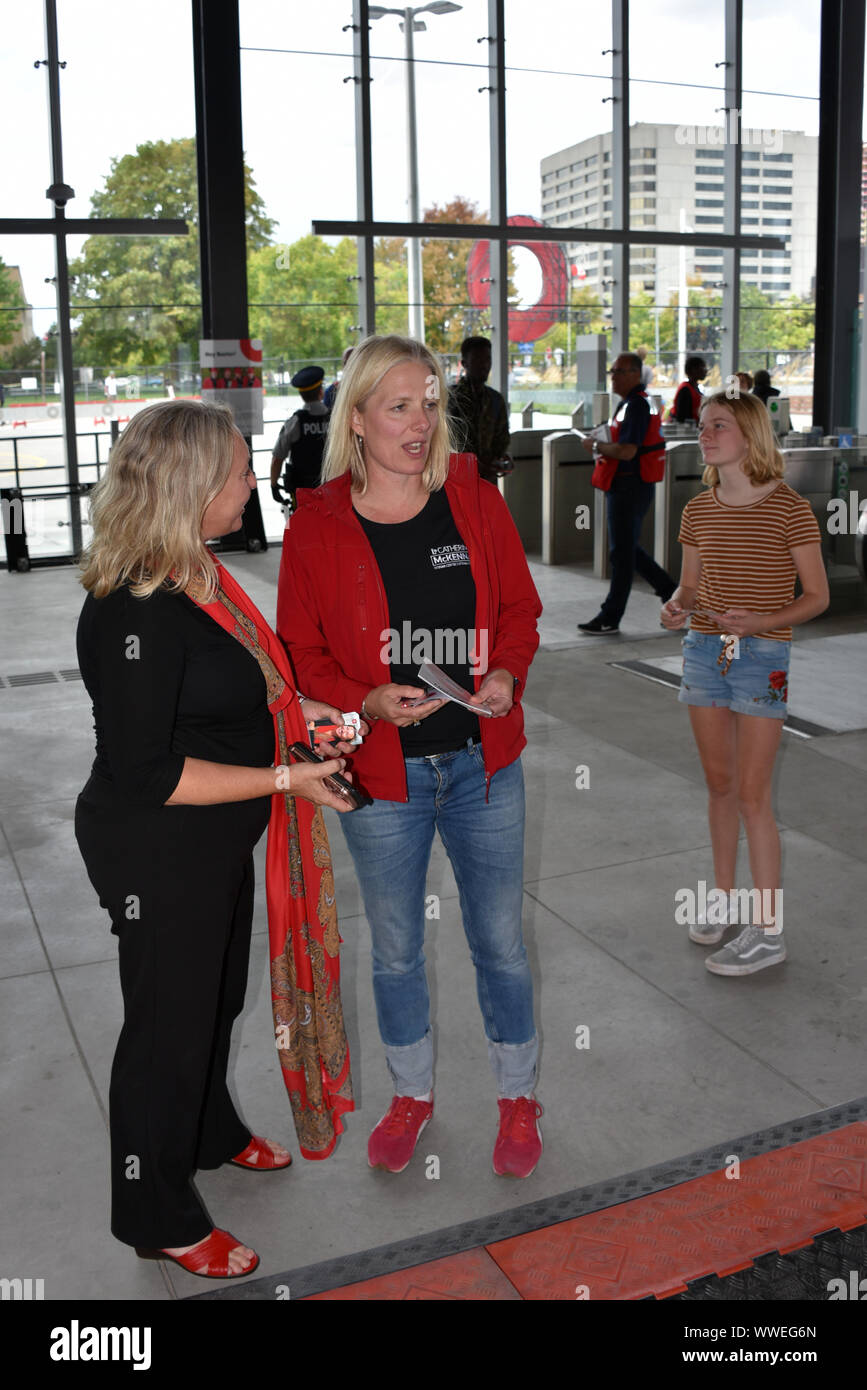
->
[1, 549, 865, 1300]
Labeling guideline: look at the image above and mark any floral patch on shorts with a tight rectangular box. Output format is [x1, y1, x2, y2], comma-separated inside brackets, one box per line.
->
[753, 669, 788, 705]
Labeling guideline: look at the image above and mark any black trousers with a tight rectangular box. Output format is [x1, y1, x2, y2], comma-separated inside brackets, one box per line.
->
[599, 473, 676, 626]
[75, 776, 271, 1249]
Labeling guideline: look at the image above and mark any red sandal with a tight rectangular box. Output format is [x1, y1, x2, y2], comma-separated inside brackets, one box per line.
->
[136, 1228, 259, 1279]
[229, 1135, 292, 1171]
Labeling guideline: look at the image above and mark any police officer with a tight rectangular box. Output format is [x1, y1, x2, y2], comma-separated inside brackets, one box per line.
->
[270, 366, 330, 512]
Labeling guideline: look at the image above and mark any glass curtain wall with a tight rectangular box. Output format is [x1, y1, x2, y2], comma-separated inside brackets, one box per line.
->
[368, 0, 490, 350]
[740, 0, 820, 425]
[504, 1, 612, 417]
[0, 0, 197, 560]
[628, 1, 726, 398]
[2, 1, 829, 555]
[240, 3, 359, 539]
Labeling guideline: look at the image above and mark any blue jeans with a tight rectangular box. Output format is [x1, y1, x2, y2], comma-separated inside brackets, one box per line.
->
[340, 742, 537, 1099]
[600, 473, 676, 625]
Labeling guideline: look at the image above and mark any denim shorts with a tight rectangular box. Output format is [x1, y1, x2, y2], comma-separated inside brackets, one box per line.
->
[678, 629, 790, 719]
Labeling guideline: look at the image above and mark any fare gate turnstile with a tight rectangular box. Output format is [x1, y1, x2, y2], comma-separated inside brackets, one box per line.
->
[654, 441, 707, 580]
[499, 429, 549, 554]
[784, 446, 867, 611]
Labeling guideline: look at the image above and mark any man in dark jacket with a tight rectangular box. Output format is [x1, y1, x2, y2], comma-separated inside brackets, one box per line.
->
[448, 337, 511, 483]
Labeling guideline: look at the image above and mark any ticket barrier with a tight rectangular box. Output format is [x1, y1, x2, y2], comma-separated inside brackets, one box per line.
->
[654, 441, 707, 579]
[540, 429, 666, 573]
[539, 431, 597, 566]
[783, 447, 867, 610]
[499, 429, 550, 554]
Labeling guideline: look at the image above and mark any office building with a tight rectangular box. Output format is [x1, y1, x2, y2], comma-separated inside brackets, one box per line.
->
[541, 123, 818, 303]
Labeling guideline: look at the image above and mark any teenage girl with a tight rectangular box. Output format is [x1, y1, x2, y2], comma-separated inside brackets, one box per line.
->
[661, 390, 829, 975]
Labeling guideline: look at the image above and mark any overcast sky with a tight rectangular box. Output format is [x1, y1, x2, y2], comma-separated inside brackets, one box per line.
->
[1, 0, 827, 343]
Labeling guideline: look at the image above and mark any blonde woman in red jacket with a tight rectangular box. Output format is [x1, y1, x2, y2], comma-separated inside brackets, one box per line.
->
[277, 335, 544, 1178]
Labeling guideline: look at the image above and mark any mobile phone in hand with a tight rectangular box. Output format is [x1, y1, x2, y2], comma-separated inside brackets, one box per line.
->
[288, 742, 372, 811]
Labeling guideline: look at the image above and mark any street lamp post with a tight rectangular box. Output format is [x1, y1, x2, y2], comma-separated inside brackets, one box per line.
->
[677, 207, 693, 381]
[369, 3, 461, 342]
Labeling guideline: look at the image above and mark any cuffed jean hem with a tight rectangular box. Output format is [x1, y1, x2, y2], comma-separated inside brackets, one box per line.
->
[386, 1027, 434, 1097]
[487, 1034, 538, 1099]
[387, 1029, 538, 1098]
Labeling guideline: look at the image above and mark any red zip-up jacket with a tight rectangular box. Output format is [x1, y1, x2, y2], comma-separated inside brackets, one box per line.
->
[276, 453, 543, 803]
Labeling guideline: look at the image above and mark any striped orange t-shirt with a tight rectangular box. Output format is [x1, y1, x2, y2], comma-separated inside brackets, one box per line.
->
[678, 482, 822, 640]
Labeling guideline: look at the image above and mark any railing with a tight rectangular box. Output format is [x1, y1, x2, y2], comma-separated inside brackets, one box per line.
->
[0, 429, 112, 491]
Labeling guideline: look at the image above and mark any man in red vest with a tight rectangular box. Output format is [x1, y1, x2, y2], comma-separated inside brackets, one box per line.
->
[671, 355, 707, 422]
[578, 353, 676, 634]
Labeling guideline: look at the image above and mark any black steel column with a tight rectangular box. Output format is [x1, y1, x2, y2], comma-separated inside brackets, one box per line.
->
[43, 0, 82, 556]
[352, 0, 376, 337]
[610, 0, 628, 358]
[487, 0, 508, 396]
[813, 0, 865, 433]
[191, 0, 266, 549]
[721, 0, 742, 383]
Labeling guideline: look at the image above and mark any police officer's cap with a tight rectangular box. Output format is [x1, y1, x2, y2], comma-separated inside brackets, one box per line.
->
[291, 365, 325, 392]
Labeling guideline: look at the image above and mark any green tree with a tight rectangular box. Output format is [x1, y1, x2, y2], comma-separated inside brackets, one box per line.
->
[0, 336, 47, 371]
[533, 285, 607, 363]
[422, 196, 488, 353]
[368, 198, 493, 349]
[69, 138, 274, 369]
[247, 235, 357, 362]
[738, 284, 776, 354]
[0, 258, 27, 355]
[373, 238, 409, 338]
[773, 294, 814, 350]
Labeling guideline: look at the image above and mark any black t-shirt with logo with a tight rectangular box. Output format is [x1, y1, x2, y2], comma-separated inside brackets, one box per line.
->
[355, 489, 481, 755]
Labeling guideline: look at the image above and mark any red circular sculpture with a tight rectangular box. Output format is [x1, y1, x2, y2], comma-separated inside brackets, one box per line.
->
[466, 215, 569, 343]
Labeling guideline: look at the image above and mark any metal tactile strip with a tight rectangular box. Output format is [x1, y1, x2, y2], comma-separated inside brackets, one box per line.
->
[2, 668, 82, 687]
[6, 671, 60, 687]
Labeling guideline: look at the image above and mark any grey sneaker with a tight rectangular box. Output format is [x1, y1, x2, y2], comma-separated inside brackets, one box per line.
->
[689, 891, 730, 945]
[705, 924, 786, 976]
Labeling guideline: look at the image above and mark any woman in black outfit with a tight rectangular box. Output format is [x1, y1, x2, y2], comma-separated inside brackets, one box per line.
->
[75, 400, 356, 1280]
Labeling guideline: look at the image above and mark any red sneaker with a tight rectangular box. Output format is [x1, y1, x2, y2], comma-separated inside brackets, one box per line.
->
[493, 1097, 543, 1178]
[368, 1095, 433, 1173]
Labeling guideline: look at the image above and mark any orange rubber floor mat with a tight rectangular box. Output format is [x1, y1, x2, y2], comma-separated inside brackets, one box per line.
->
[303, 1122, 867, 1300]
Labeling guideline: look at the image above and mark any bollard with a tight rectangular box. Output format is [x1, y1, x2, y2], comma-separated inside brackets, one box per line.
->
[110, 419, 119, 445]
[521, 401, 534, 429]
[571, 401, 585, 430]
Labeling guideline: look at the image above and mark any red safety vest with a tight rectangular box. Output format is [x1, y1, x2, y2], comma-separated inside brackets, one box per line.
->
[610, 390, 666, 482]
[669, 380, 703, 422]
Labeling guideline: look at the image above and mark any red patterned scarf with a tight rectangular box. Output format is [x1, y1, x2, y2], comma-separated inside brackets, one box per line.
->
[188, 561, 353, 1158]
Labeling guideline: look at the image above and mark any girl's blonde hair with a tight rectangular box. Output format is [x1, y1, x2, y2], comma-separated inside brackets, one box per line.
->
[322, 334, 454, 493]
[79, 398, 239, 600]
[699, 389, 785, 487]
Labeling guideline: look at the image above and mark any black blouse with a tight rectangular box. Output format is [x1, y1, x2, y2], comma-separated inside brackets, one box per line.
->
[77, 585, 275, 808]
